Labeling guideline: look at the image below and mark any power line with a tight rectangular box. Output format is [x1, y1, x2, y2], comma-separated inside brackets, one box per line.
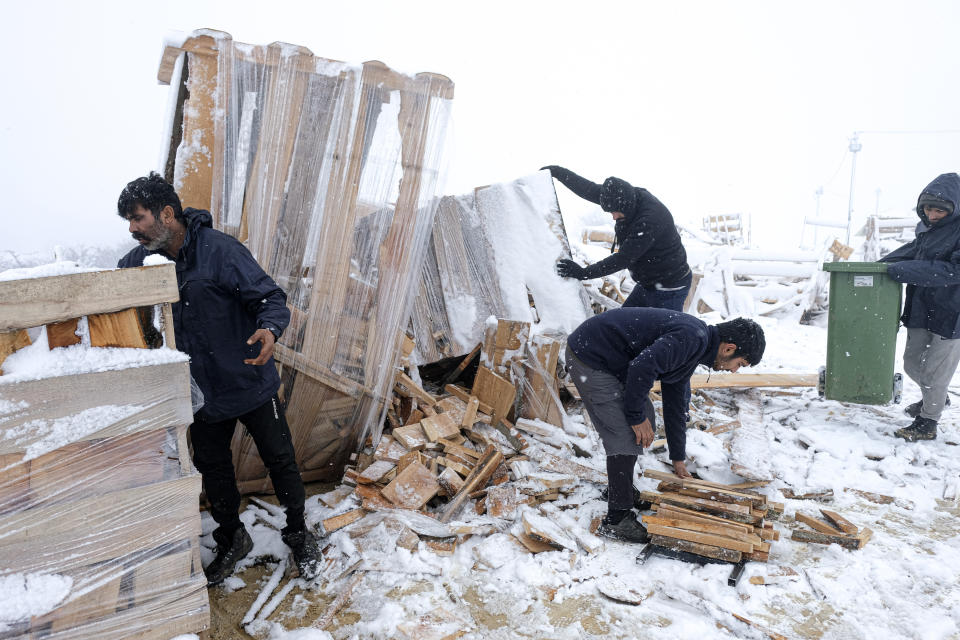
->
[855, 129, 960, 135]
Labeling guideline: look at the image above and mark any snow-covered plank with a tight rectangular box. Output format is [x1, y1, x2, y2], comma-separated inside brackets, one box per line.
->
[0, 265, 179, 332]
[728, 390, 774, 482]
[652, 373, 817, 391]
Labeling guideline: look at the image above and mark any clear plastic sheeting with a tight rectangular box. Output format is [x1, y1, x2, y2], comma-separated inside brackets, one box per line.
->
[0, 266, 207, 639]
[411, 170, 592, 362]
[166, 31, 454, 486]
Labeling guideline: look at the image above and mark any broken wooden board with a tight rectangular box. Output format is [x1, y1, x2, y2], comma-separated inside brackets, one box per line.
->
[728, 389, 774, 482]
[357, 460, 396, 484]
[652, 373, 818, 391]
[485, 484, 522, 519]
[381, 461, 440, 510]
[782, 488, 834, 501]
[392, 424, 429, 451]
[521, 510, 576, 551]
[421, 413, 461, 442]
[373, 434, 409, 463]
[444, 384, 495, 416]
[471, 366, 515, 422]
[794, 513, 845, 536]
[540, 503, 604, 554]
[319, 486, 354, 508]
[482, 319, 530, 375]
[322, 509, 365, 534]
[438, 467, 465, 496]
[395, 371, 438, 405]
[819, 509, 859, 535]
[534, 452, 607, 484]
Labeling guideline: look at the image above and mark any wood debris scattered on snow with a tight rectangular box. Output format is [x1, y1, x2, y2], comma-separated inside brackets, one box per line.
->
[790, 508, 872, 550]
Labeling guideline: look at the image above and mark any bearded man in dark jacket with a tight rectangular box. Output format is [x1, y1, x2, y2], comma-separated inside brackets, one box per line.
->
[543, 166, 692, 309]
[116, 172, 319, 586]
[880, 172, 960, 442]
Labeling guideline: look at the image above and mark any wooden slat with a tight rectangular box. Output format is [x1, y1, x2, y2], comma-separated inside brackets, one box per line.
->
[641, 515, 761, 545]
[795, 513, 845, 536]
[645, 523, 754, 553]
[438, 446, 503, 523]
[88, 309, 148, 348]
[649, 534, 741, 563]
[0, 265, 179, 332]
[46, 320, 80, 349]
[819, 509, 859, 535]
[791, 528, 867, 550]
[652, 373, 817, 391]
[0, 329, 32, 371]
[445, 384, 495, 416]
[471, 366, 515, 423]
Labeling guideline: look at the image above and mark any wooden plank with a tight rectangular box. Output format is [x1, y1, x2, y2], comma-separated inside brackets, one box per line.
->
[522, 510, 577, 551]
[790, 528, 864, 550]
[88, 308, 148, 348]
[129, 547, 194, 607]
[782, 488, 834, 501]
[536, 453, 606, 484]
[438, 446, 503, 523]
[471, 366, 515, 422]
[420, 413, 460, 442]
[322, 509, 365, 534]
[0, 264, 179, 332]
[652, 373, 818, 391]
[440, 343, 481, 386]
[654, 505, 753, 534]
[649, 534, 741, 563]
[645, 523, 754, 553]
[818, 510, 858, 535]
[45, 320, 80, 349]
[439, 438, 480, 460]
[391, 424, 429, 451]
[641, 515, 761, 545]
[437, 457, 473, 477]
[795, 513, 845, 536]
[396, 371, 438, 405]
[373, 434, 408, 463]
[729, 389, 773, 482]
[644, 469, 767, 504]
[485, 484, 522, 519]
[357, 460, 396, 484]
[438, 467, 465, 496]
[0, 329, 32, 373]
[656, 482, 761, 508]
[643, 492, 760, 525]
[381, 461, 440, 510]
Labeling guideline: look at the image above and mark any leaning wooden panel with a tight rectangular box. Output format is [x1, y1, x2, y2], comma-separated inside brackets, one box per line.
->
[0, 264, 179, 332]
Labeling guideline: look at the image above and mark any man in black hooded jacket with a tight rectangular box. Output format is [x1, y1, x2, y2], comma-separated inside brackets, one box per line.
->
[880, 172, 960, 441]
[543, 166, 692, 309]
[116, 172, 319, 586]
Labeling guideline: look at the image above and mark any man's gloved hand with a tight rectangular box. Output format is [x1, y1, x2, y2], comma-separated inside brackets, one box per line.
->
[556, 258, 587, 279]
[540, 165, 562, 178]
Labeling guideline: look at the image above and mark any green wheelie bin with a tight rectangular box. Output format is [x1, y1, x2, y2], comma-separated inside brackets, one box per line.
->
[820, 262, 903, 404]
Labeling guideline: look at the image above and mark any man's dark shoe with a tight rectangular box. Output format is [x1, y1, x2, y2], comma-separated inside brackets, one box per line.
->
[205, 526, 253, 587]
[600, 487, 652, 511]
[596, 515, 650, 544]
[904, 396, 949, 418]
[895, 416, 938, 442]
[283, 529, 322, 580]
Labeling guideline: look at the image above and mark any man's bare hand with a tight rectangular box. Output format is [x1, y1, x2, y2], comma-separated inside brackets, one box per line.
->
[672, 460, 692, 478]
[630, 419, 655, 448]
[244, 329, 276, 365]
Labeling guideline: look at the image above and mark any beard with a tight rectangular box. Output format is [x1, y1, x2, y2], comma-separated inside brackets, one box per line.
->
[132, 219, 173, 252]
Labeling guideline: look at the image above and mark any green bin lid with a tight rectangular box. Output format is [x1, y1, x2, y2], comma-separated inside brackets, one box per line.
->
[822, 261, 889, 273]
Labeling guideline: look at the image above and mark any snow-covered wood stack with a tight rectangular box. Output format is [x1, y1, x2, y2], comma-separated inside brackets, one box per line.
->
[640, 470, 783, 563]
[0, 264, 208, 638]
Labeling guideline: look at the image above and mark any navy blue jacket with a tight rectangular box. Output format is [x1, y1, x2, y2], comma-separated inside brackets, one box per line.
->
[118, 208, 290, 421]
[880, 173, 960, 339]
[547, 167, 690, 289]
[567, 308, 720, 461]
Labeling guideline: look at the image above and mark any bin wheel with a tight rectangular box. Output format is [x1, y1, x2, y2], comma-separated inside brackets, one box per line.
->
[892, 373, 903, 404]
[817, 366, 825, 398]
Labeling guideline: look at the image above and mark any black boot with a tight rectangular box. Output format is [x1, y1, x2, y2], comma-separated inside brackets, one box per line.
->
[282, 529, 322, 580]
[904, 396, 949, 418]
[596, 513, 650, 544]
[205, 526, 253, 587]
[600, 486, 652, 511]
[895, 416, 938, 442]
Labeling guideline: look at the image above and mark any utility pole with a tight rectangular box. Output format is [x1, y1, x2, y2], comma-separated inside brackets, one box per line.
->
[846, 132, 862, 246]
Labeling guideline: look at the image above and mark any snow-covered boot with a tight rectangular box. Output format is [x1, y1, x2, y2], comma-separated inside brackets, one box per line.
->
[600, 486, 652, 511]
[283, 529, 322, 580]
[205, 526, 253, 587]
[596, 514, 650, 544]
[894, 416, 938, 442]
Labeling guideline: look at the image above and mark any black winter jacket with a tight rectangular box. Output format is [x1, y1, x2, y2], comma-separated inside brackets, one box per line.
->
[118, 208, 290, 421]
[546, 166, 690, 289]
[880, 173, 960, 339]
[567, 308, 720, 461]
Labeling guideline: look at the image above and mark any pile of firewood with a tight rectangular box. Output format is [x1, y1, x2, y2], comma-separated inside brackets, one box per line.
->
[639, 470, 783, 563]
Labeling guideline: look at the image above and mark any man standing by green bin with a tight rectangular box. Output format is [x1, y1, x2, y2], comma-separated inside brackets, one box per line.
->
[880, 172, 960, 441]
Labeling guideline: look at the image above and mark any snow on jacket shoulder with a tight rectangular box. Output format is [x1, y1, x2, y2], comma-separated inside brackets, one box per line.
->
[118, 208, 290, 421]
[880, 173, 960, 339]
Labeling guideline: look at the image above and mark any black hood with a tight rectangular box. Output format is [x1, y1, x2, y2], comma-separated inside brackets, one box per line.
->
[183, 207, 214, 232]
[599, 177, 638, 216]
[916, 173, 960, 227]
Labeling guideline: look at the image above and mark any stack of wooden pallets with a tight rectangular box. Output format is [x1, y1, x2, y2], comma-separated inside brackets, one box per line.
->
[0, 264, 208, 639]
[639, 470, 783, 563]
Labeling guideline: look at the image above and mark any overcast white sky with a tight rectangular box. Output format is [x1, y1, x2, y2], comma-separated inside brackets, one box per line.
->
[3, 0, 958, 254]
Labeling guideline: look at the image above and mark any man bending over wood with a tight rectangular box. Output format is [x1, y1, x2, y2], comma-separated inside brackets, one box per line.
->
[116, 172, 319, 586]
[565, 308, 765, 543]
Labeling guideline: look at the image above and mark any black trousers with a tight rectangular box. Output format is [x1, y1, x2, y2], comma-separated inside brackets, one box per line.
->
[190, 395, 306, 537]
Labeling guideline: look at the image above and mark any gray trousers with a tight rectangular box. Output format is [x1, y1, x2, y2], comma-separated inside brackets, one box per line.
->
[565, 346, 656, 456]
[903, 327, 960, 421]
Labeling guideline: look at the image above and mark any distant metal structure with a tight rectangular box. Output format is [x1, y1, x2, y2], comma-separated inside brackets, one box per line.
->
[845, 133, 862, 246]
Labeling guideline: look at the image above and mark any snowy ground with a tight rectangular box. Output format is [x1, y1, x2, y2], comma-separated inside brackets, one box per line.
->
[178, 315, 960, 640]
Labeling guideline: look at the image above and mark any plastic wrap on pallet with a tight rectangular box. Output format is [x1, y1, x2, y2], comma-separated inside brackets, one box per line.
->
[168, 31, 454, 483]
[0, 268, 207, 639]
[410, 171, 592, 363]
